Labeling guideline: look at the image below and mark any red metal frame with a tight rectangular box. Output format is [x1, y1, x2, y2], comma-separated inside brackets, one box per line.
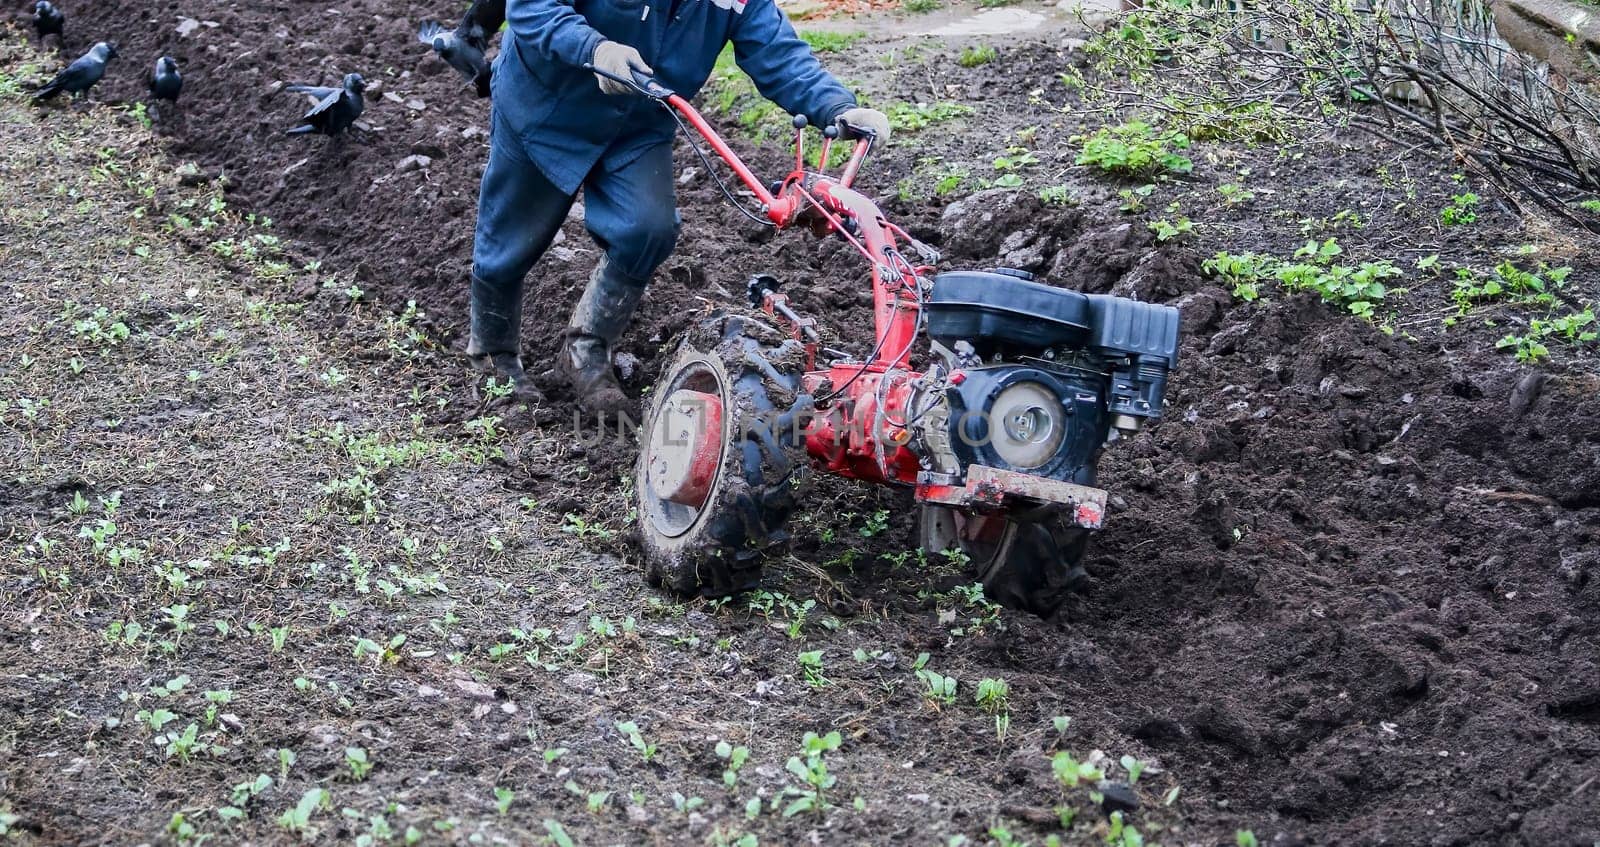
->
[663, 93, 925, 488]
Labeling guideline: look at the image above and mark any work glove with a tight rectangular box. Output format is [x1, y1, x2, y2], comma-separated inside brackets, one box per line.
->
[591, 41, 652, 96]
[836, 107, 891, 146]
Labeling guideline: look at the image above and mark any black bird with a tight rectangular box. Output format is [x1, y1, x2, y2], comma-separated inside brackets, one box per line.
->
[150, 57, 182, 102]
[34, 42, 117, 102]
[417, 0, 504, 98]
[284, 73, 367, 137]
[32, 1, 65, 46]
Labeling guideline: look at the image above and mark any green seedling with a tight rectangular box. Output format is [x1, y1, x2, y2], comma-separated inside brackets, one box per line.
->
[916, 667, 957, 706]
[1050, 751, 1103, 788]
[716, 740, 751, 788]
[1120, 754, 1146, 784]
[1217, 182, 1254, 205]
[345, 746, 373, 781]
[1118, 184, 1156, 213]
[782, 731, 842, 816]
[614, 720, 658, 763]
[959, 45, 997, 67]
[886, 101, 973, 133]
[278, 788, 330, 836]
[1038, 185, 1074, 205]
[670, 793, 705, 814]
[137, 707, 178, 731]
[1148, 216, 1193, 243]
[494, 787, 514, 815]
[1440, 192, 1480, 226]
[543, 819, 576, 847]
[859, 509, 890, 537]
[565, 780, 611, 813]
[1073, 122, 1192, 177]
[797, 650, 830, 688]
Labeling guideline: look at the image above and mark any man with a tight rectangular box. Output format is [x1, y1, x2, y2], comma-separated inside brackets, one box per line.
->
[469, 0, 889, 412]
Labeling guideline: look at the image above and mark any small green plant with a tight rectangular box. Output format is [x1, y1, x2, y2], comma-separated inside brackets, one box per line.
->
[1119, 754, 1146, 784]
[716, 740, 751, 788]
[1440, 192, 1480, 226]
[1050, 750, 1104, 788]
[1578, 199, 1600, 214]
[1217, 182, 1254, 205]
[560, 513, 615, 541]
[975, 677, 1010, 714]
[565, 779, 612, 814]
[277, 788, 330, 836]
[799, 30, 865, 53]
[916, 667, 958, 706]
[1236, 831, 1259, 847]
[859, 509, 890, 537]
[543, 819, 576, 847]
[905, 0, 940, 11]
[1148, 216, 1194, 243]
[494, 787, 515, 815]
[1038, 185, 1074, 205]
[614, 720, 658, 763]
[958, 44, 997, 67]
[976, 677, 1012, 740]
[345, 746, 373, 781]
[797, 650, 830, 688]
[1203, 251, 1271, 301]
[886, 101, 973, 133]
[1118, 184, 1156, 213]
[781, 731, 842, 816]
[1073, 122, 1193, 177]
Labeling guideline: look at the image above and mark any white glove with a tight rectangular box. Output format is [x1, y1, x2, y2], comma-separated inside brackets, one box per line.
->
[837, 107, 891, 146]
[591, 41, 652, 96]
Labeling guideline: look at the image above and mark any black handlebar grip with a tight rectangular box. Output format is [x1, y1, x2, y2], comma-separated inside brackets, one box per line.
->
[792, 114, 808, 129]
[822, 125, 839, 139]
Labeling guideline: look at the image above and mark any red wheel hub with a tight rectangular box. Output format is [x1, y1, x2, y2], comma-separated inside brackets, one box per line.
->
[647, 389, 725, 508]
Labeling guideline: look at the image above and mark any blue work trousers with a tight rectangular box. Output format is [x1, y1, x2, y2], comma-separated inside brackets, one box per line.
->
[469, 108, 680, 354]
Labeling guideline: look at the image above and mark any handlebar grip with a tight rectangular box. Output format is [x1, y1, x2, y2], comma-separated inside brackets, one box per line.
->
[581, 61, 675, 99]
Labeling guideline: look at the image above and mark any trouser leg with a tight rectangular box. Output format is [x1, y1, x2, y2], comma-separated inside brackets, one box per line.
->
[469, 109, 575, 359]
[555, 142, 680, 413]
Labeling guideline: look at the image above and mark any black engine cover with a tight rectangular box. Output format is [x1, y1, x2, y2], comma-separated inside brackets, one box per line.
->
[925, 269, 1094, 355]
[926, 268, 1181, 421]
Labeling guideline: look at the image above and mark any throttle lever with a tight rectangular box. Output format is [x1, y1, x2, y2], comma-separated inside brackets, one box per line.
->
[903, 235, 941, 264]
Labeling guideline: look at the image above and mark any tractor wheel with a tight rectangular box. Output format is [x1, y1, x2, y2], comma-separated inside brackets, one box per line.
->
[918, 505, 1091, 618]
[635, 313, 812, 597]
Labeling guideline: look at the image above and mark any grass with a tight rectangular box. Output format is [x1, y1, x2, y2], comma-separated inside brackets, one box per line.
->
[799, 30, 866, 53]
[958, 44, 997, 67]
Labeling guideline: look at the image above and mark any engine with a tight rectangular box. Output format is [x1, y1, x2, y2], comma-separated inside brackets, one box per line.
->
[910, 268, 1181, 487]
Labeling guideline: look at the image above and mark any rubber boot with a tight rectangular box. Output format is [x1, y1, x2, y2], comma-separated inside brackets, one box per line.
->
[466, 275, 540, 401]
[557, 256, 646, 416]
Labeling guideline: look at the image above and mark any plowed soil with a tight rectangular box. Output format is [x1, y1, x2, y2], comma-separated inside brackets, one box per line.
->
[4, 0, 1600, 844]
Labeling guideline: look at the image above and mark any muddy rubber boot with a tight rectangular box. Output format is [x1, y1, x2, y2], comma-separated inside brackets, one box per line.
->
[557, 257, 646, 416]
[466, 275, 541, 402]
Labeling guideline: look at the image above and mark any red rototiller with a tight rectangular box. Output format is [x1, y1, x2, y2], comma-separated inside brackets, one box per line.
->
[591, 66, 1180, 615]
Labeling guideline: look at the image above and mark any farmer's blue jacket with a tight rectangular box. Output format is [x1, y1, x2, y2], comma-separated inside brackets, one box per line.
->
[497, 0, 857, 195]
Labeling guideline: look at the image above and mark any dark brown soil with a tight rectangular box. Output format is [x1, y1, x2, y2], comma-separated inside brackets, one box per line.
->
[6, 0, 1600, 845]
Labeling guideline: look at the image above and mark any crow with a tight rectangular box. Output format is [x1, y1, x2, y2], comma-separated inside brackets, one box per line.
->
[32, 1, 64, 46]
[34, 42, 117, 102]
[417, 0, 504, 98]
[150, 56, 182, 102]
[284, 72, 366, 137]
